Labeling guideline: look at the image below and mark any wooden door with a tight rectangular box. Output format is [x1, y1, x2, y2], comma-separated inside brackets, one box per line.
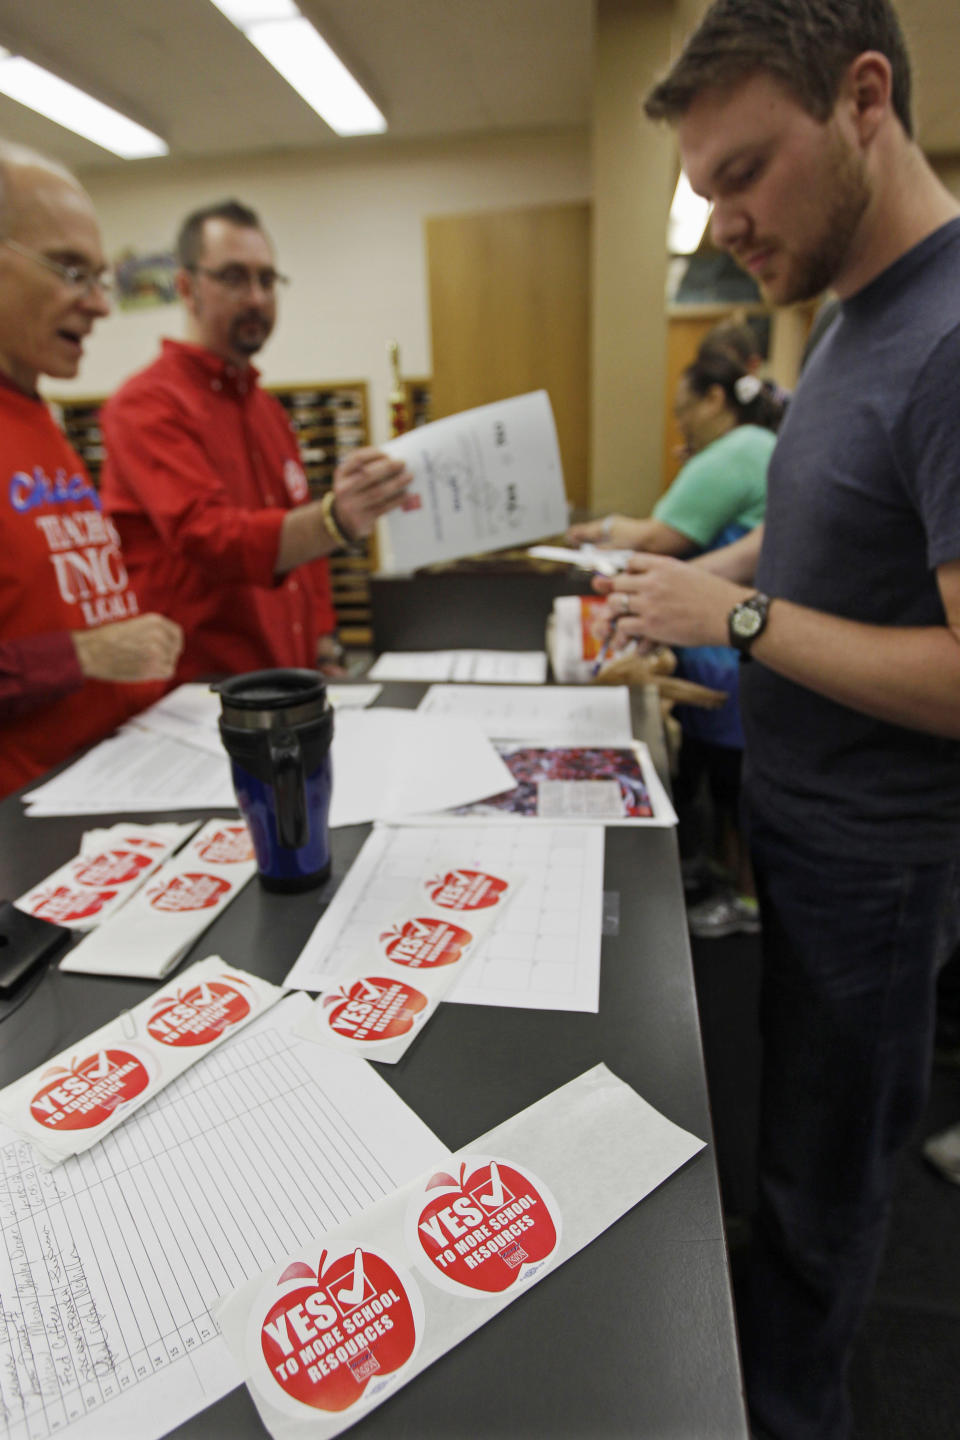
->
[426, 202, 590, 512]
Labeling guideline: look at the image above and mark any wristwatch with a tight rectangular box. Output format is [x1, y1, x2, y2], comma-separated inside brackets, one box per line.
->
[727, 592, 771, 658]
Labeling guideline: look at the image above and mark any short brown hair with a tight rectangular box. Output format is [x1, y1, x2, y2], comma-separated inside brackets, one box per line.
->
[176, 198, 263, 269]
[644, 0, 913, 138]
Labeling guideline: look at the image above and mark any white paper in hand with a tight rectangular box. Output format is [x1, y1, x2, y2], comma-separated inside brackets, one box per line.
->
[375, 391, 568, 573]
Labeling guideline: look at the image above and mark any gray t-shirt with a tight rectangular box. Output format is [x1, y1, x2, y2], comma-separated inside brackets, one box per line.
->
[742, 217, 960, 862]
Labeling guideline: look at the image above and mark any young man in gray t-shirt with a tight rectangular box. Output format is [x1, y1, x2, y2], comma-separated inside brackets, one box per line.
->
[599, 4, 960, 1438]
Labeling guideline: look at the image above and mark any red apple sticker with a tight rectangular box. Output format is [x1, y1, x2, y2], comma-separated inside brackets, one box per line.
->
[29, 1048, 152, 1131]
[147, 872, 231, 912]
[194, 825, 254, 865]
[379, 917, 474, 969]
[71, 849, 154, 888]
[411, 1156, 561, 1297]
[146, 976, 252, 1047]
[323, 977, 428, 1043]
[425, 869, 509, 911]
[26, 884, 119, 924]
[258, 1247, 421, 1414]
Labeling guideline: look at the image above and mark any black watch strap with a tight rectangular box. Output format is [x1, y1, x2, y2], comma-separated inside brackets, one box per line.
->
[727, 591, 771, 658]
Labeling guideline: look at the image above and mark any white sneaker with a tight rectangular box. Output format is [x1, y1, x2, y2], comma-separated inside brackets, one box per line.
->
[688, 892, 760, 939]
[922, 1122, 960, 1186]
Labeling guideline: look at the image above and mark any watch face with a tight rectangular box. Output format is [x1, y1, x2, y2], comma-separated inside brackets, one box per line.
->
[732, 606, 763, 638]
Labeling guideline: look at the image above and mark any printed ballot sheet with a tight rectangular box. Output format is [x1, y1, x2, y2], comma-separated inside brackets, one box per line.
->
[417, 683, 634, 745]
[0, 995, 447, 1440]
[23, 728, 237, 816]
[375, 391, 568, 574]
[284, 824, 605, 1013]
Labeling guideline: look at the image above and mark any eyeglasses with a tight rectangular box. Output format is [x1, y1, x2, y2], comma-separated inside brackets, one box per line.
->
[188, 264, 290, 294]
[1, 237, 114, 296]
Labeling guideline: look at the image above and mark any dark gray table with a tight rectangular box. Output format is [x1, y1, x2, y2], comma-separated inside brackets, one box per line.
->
[0, 684, 747, 1439]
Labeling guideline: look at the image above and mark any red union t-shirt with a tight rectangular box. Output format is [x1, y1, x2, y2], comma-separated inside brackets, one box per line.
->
[0, 379, 163, 799]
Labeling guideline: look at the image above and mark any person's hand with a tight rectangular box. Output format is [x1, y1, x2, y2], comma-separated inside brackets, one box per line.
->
[566, 514, 634, 548]
[593, 552, 751, 651]
[72, 613, 184, 683]
[316, 632, 348, 679]
[331, 447, 414, 541]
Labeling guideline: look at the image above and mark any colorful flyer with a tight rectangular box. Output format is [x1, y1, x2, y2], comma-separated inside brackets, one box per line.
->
[59, 819, 257, 978]
[0, 956, 283, 1164]
[295, 861, 519, 1063]
[14, 820, 198, 930]
[409, 741, 678, 827]
[216, 1064, 706, 1440]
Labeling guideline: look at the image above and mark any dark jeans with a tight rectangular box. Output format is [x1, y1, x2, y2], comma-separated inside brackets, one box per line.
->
[739, 798, 959, 1440]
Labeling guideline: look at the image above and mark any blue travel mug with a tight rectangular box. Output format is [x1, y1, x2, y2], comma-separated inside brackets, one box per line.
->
[214, 669, 333, 892]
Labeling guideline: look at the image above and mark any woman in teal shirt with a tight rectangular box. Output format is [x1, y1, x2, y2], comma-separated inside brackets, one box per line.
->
[570, 349, 782, 934]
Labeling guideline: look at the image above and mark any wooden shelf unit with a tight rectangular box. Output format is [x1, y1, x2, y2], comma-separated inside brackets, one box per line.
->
[401, 376, 432, 429]
[50, 380, 375, 650]
[267, 381, 373, 648]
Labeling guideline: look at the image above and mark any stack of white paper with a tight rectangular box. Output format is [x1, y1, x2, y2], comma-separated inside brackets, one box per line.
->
[368, 651, 547, 684]
[417, 683, 634, 745]
[23, 705, 514, 827]
[326, 709, 515, 828]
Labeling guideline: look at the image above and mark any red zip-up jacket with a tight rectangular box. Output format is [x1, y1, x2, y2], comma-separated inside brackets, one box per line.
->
[100, 340, 336, 683]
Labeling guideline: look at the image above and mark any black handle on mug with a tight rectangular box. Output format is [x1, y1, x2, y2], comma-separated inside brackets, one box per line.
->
[268, 729, 309, 849]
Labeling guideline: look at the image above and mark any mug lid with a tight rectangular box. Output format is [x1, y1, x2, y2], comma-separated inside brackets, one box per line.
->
[212, 668, 328, 711]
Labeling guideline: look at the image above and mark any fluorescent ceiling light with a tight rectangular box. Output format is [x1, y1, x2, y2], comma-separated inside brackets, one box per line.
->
[0, 53, 167, 159]
[209, 0, 299, 20]
[210, 0, 386, 136]
[668, 172, 711, 255]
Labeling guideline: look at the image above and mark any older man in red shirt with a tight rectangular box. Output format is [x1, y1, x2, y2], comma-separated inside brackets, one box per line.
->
[100, 199, 411, 682]
[0, 141, 182, 799]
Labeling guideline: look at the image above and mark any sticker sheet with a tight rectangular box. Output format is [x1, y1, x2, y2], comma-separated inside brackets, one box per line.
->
[284, 823, 604, 1013]
[216, 1064, 706, 1439]
[14, 821, 198, 930]
[294, 862, 519, 1063]
[59, 819, 257, 978]
[0, 956, 283, 1164]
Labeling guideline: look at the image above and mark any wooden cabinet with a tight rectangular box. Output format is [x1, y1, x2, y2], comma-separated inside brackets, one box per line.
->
[50, 380, 375, 649]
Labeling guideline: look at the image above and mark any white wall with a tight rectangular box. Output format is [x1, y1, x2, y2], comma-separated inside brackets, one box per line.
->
[49, 130, 590, 444]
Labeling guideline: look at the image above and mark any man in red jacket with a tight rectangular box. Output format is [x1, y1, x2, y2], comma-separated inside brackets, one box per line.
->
[0, 140, 183, 800]
[100, 199, 411, 682]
